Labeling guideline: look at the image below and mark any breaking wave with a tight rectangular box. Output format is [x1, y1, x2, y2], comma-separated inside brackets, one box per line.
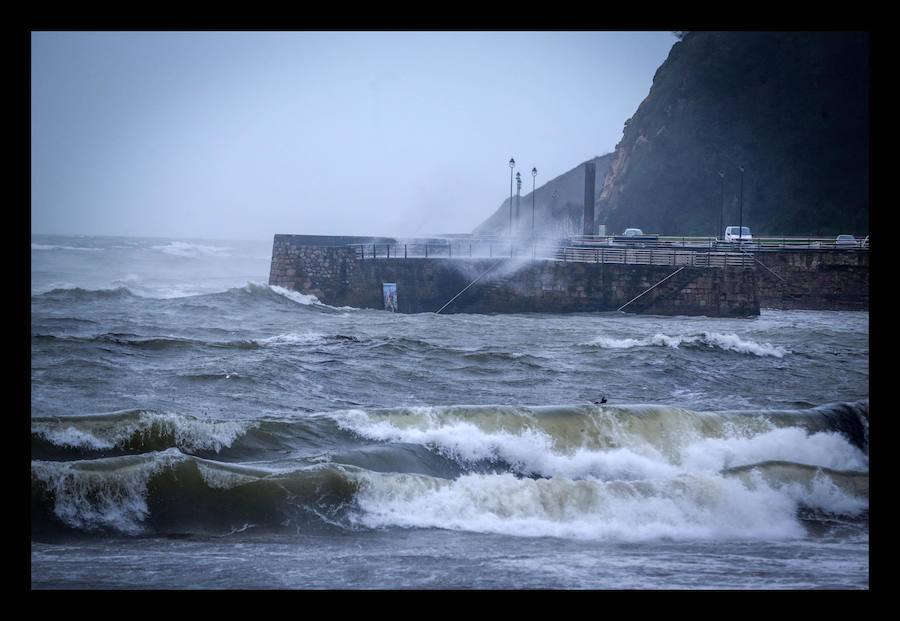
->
[33, 286, 138, 301]
[32, 410, 253, 455]
[32, 243, 103, 252]
[351, 468, 866, 541]
[31, 401, 868, 539]
[586, 332, 790, 357]
[32, 282, 330, 309]
[269, 285, 320, 305]
[31, 451, 359, 535]
[150, 241, 234, 258]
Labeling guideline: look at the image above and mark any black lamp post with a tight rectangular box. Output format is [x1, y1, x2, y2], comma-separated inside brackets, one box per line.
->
[515, 171, 522, 236]
[718, 169, 726, 240]
[531, 167, 537, 239]
[739, 164, 745, 245]
[508, 158, 515, 238]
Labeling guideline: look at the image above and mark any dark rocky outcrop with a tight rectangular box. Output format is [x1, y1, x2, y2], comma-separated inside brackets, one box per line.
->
[475, 32, 869, 238]
[596, 31, 868, 237]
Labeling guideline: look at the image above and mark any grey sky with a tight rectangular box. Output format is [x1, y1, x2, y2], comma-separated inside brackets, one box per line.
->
[31, 31, 677, 241]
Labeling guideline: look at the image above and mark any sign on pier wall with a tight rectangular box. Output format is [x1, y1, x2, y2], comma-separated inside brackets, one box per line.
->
[383, 283, 398, 312]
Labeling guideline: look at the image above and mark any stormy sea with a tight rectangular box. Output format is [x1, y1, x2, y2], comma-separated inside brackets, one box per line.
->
[30, 235, 869, 589]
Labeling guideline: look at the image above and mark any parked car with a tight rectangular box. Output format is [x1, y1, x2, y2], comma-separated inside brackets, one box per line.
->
[724, 226, 752, 242]
[835, 234, 859, 247]
[612, 229, 659, 246]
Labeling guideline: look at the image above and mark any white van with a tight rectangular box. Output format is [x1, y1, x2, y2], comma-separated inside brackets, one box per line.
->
[724, 226, 752, 242]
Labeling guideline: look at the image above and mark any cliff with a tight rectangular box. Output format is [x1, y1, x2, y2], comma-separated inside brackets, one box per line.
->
[596, 31, 869, 236]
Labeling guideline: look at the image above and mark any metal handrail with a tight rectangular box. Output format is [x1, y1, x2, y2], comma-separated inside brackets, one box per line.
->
[434, 260, 503, 314]
[617, 267, 687, 312]
[354, 234, 869, 263]
[357, 243, 757, 268]
[741, 251, 788, 284]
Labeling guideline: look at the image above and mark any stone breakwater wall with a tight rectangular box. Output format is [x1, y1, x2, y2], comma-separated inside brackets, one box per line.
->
[268, 235, 760, 316]
[754, 250, 868, 310]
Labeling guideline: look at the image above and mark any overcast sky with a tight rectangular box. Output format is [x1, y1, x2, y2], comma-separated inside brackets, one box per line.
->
[31, 31, 677, 241]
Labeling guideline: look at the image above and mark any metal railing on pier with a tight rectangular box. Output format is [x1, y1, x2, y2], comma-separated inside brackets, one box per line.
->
[572, 235, 870, 251]
[355, 241, 756, 268]
[554, 246, 755, 267]
[355, 235, 868, 263]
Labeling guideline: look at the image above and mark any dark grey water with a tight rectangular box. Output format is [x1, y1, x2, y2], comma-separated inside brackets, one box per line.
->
[30, 235, 869, 589]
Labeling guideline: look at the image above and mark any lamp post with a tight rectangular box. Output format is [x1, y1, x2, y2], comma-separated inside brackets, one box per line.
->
[516, 172, 522, 236]
[509, 158, 515, 238]
[738, 165, 745, 246]
[531, 167, 537, 239]
[718, 170, 726, 241]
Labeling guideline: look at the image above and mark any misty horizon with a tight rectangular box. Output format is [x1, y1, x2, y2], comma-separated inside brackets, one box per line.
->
[31, 31, 677, 240]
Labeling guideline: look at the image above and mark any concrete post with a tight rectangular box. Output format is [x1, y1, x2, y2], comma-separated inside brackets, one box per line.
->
[583, 162, 596, 236]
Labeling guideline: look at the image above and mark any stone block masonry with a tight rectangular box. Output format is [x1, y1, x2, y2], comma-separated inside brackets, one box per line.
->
[754, 250, 868, 310]
[269, 235, 760, 317]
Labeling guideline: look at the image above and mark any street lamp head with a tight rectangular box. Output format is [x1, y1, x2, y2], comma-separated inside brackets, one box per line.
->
[509, 158, 515, 168]
[532, 167, 537, 177]
[739, 165, 745, 173]
[719, 170, 725, 178]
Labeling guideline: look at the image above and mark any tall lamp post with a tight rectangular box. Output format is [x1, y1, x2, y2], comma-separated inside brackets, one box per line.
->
[515, 172, 522, 236]
[531, 167, 537, 239]
[738, 164, 745, 246]
[718, 169, 726, 240]
[508, 158, 515, 238]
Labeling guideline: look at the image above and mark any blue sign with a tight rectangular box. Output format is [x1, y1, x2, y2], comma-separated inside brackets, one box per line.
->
[383, 283, 398, 312]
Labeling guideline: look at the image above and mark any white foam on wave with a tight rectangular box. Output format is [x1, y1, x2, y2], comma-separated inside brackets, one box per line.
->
[108, 275, 202, 299]
[586, 332, 789, 357]
[32, 243, 102, 252]
[151, 241, 233, 258]
[35, 426, 114, 450]
[268, 285, 320, 305]
[779, 471, 869, 516]
[351, 464, 868, 543]
[586, 336, 646, 349]
[697, 333, 789, 357]
[31, 411, 253, 453]
[332, 409, 678, 481]
[334, 407, 868, 540]
[31, 449, 186, 534]
[351, 471, 810, 541]
[680, 427, 869, 473]
[331, 409, 865, 481]
[32, 282, 80, 295]
[257, 332, 326, 346]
